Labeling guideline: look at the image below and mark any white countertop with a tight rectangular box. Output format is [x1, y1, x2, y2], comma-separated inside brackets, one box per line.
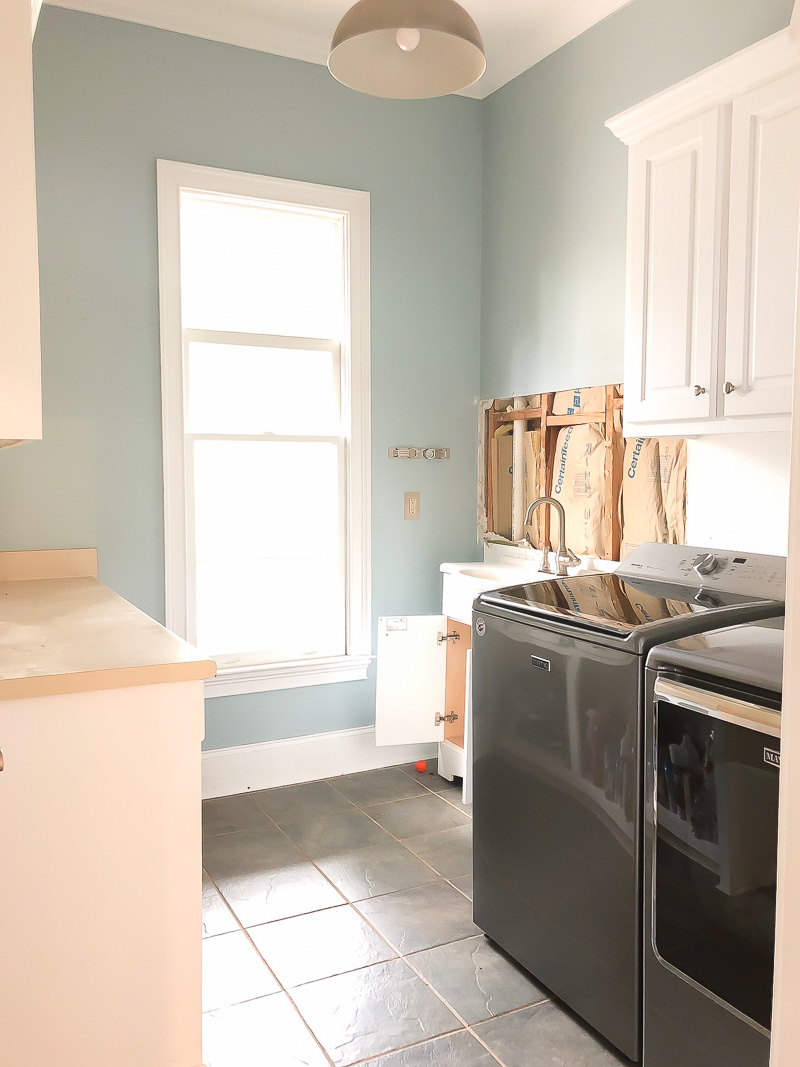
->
[0, 551, 216, 700]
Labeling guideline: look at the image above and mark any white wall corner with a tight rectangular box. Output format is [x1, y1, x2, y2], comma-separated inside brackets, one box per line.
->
[201, 725, 437, 799]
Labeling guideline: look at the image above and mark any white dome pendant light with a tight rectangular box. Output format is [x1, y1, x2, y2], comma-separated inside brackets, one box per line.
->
[328, 0, 486, 99]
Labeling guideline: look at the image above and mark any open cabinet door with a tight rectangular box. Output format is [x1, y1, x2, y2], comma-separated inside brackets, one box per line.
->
[376, 616, 446, 746]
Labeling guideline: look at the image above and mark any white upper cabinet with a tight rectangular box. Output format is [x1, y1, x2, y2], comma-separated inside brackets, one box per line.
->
[724, 71, 800, 420]
[608, 30, 800, 436]
[0, 0, 42, 444]
[625, 109, 723, 425]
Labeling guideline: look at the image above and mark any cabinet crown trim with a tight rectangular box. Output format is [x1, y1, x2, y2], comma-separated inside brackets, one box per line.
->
[606, 28, 800, 144]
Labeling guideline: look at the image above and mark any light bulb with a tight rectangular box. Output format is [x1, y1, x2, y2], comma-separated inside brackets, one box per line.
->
[395, 27, 421, 52]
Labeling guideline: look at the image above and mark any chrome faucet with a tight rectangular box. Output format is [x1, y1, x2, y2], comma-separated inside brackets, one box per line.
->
[524, 496, 581, 577]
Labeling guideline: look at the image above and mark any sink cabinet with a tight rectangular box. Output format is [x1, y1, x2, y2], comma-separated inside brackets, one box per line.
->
[375, 560, 567, 800]
[607, 30, 800, 436]
[376, 614, 473, 801]
[375, 559, 618, 798]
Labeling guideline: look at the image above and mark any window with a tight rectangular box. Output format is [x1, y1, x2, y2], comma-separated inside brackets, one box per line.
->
[157, 161, 371, 696]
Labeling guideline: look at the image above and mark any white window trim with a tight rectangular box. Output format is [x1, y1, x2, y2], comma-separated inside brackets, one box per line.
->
[156, 160, 371, 696]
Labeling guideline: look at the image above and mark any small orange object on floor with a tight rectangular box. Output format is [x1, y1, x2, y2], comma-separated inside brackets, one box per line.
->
[415, 760, 427, 773]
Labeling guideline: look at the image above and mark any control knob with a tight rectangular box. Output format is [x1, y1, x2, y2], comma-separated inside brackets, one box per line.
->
[693, 552, 720, 576]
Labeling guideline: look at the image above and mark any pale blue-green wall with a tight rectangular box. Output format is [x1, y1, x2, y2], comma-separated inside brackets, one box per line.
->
[481, 0, 795, 399]
[0, 7, 482, 750]
[2, 2, 793, 750]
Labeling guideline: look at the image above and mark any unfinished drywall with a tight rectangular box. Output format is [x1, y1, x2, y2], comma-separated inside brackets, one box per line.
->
[686, 433, 791, 555]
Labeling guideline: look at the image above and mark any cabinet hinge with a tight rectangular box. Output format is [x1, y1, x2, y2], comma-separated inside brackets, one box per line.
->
[435, 712, 459, 725]
[437, 631, 460, 645]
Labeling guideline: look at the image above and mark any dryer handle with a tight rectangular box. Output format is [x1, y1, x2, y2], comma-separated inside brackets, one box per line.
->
[653, 677, 781, 738]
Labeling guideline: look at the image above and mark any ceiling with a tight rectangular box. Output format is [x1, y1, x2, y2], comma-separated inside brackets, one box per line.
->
[47, 0, 635, 98]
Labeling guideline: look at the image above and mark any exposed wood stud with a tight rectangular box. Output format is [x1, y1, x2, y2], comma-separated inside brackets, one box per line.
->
[484, 386, 625, 561]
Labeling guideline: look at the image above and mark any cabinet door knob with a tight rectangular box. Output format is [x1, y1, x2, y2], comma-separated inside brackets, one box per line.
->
[724, 381, 736, 394]
[0, 749, 4, 772]
[694, 385, 706, 396]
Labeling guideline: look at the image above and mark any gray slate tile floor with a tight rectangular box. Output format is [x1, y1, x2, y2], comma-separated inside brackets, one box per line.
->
[202, 760, 630, 1067]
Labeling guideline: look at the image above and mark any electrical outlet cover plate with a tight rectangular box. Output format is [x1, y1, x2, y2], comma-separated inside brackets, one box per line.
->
[404, 491, 420, 520]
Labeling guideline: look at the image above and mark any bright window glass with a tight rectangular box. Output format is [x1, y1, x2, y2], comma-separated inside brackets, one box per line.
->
[192, 440, 343, 660]
[180, 192, 344, 339]
[185, 341, 339, 436]
[178, 189, 347, 664]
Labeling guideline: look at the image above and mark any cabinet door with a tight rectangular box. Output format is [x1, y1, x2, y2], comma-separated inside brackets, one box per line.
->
[0, 683, 203, 1066]
[375, 615, 446, 746]
[724, 72, 800, 419]
[0, 0, 42, 441]
[443, 619, 471, 749]
[625, 109, 724, 425]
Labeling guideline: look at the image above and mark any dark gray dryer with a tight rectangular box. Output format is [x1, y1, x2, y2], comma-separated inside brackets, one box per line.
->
[644, 619, 783, 1067]
[471, 543, 786, 1062]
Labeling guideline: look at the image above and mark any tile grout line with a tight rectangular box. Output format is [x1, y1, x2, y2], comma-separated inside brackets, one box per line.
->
[214, 782, 472, 1062]
[202, 866, 337, 1067]
[396, 764, 472, 811]
[206, 765, 465, 931]
[249, 779, 464, 905]
[205, 766, 522, 1067]
[237, 921, 339, 1067]
[244, 765, 473, 922]
[354, 797, 474, 897]
[275, 772, 536, 1067]
[203, 785, 361, 841]
[346, 995, 553, 1067]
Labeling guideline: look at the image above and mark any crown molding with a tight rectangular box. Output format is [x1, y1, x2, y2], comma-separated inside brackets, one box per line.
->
[607, 27, 800, 144]
[47, 0, 635, 101]
[47, 0, 334, 66]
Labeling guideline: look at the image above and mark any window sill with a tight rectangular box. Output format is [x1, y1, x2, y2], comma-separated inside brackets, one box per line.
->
[204, 654, 373, 698]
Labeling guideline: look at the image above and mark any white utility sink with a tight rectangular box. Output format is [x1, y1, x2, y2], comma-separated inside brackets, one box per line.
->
[440, 552, 619, 626]
[440, 557, 551, 625]
[458, 564, 528, 581]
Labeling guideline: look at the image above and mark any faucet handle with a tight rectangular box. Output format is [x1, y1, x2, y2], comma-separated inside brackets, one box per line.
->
[560, 547, 581, 569]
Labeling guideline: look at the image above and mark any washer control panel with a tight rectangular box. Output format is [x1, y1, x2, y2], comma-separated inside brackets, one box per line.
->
[617, 543, 786, 600]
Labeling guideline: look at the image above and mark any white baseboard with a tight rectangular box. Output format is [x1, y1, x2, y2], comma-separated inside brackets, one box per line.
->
[201, 726, 438, 799]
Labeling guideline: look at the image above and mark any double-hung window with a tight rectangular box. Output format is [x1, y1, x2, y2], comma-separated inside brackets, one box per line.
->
[157, 161, 371, 696]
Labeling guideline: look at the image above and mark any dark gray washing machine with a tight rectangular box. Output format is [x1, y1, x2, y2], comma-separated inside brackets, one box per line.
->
[471, 544, 786, 1062]
[644, 619, 783, 1067]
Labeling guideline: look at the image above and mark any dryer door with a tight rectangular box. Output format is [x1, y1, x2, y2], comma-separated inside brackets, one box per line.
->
[652, 677, 780, 1033]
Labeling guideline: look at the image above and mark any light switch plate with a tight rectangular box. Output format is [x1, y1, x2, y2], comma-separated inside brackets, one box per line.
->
[404, 491, 420, 520]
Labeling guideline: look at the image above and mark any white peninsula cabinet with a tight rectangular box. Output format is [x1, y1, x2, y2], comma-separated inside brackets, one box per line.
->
[0, 550, 216, 1067]
[608, 30, 800, 437]
[0, 0, 42, 444]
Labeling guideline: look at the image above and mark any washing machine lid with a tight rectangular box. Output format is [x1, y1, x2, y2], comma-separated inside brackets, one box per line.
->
[478, 572, 780, 641]
[648, 618, 784, 697]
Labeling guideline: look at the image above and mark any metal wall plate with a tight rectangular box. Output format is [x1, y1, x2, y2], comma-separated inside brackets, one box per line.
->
[388, 447, 451, 460]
